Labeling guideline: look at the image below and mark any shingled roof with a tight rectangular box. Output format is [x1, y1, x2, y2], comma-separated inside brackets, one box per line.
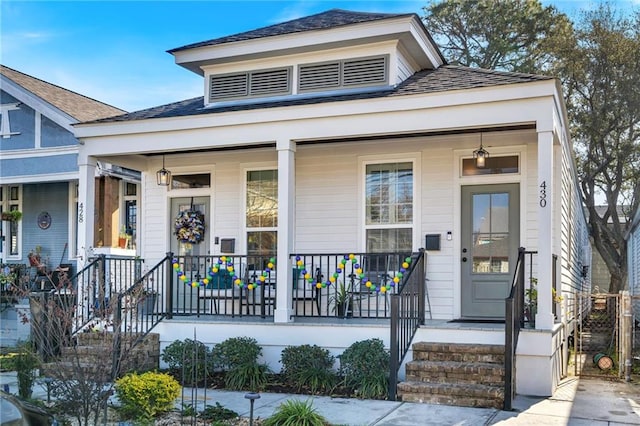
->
[168, 9, 412, 53]
[87, 65, 553, 124]
[0, 65, 126, 122]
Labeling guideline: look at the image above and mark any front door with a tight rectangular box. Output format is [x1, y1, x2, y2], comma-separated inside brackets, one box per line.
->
[461, 184, 519, 318]
[170, 197, 210, 257]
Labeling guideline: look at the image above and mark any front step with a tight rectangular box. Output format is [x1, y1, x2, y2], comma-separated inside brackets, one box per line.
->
[397, 342, 505, 409]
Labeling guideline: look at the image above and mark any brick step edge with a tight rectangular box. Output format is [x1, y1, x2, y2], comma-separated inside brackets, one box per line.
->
[397, 380, 504, 399]
[399, 391, 503, 409]
[405, 360, 505, 376]
[412, 342, 505, 355]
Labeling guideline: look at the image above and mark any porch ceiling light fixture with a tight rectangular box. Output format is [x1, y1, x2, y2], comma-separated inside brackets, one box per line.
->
[156, 155, 171, 186]
[473, 134, 489, 168]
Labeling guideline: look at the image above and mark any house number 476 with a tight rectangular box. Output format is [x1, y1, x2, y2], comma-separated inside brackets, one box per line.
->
[539, 181, 547, 207]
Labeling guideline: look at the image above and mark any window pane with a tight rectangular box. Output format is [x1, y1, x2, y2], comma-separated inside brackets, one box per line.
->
[472, 192, 510, 273]
[365, 162, 412, 225]
[247, 231, 277, 256]
[366, 228, 412, 253]
[462, 156, 519, 176]
[171, 174, 211, 189]
[246, 170, 278, 228]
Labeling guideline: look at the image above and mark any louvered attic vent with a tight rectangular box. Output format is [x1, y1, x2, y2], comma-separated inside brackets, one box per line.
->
[299, 56, 388, 93]
[209, 67, 291, 102]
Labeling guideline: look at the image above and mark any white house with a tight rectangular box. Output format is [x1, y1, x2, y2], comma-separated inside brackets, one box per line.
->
[73, 9, 591, 405]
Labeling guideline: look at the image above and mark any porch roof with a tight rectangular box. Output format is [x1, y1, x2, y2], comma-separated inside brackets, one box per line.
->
[81, 65, 552, 124]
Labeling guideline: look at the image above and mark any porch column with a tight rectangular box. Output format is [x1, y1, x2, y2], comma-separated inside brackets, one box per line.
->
[536, 131, 555, 330]
[77, 155, 97, 268]
[274, 139, 296, 323]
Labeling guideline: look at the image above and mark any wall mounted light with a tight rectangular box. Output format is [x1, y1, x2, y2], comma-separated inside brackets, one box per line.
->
[156, 155, 171, 186]
[473, 134, 489, 168]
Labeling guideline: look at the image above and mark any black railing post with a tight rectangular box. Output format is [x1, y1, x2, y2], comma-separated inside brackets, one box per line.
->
[504, 297, 514, 411]
[111, 295, 123, 380]
[166, 252, 173, 319]
[98, 254, 106, 314]
[418, 248, 426, 325]
[389, 294, 399, 401]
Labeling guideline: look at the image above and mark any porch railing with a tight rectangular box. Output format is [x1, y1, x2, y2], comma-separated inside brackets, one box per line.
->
[112, 254, 169, 378]
[168, 254, 277, 318]
[290, 252, 412, 319]
[72, 254, 145, 334]
[504, 248, 535, 410]
[388, 249, 426, 400]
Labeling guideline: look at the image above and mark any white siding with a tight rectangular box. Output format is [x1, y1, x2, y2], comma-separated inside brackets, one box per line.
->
[628, 210, 640, 303]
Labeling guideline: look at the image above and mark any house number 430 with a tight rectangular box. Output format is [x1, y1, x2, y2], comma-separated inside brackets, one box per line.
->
[539, 181, 547, 207]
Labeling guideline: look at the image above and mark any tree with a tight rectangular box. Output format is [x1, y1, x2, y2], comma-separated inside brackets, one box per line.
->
[552, 4, 640, 293]
[422, 0, 572, 73]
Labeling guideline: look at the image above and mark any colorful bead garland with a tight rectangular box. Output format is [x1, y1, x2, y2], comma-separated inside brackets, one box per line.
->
[171, 256, 276, 291]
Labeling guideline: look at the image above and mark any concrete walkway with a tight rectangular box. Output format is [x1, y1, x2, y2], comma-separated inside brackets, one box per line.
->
[2, 372, 639, 425]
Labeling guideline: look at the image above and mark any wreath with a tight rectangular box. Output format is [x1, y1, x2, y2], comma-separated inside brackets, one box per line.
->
[174, 210, 205, 244]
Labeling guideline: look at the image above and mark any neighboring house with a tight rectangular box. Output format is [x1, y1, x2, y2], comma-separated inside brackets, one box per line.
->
[0, 65, 137, 281]
[74, 10, 590, 399]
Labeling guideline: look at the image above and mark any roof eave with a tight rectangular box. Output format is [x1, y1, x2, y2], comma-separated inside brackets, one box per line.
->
[171, 14, 444, 76]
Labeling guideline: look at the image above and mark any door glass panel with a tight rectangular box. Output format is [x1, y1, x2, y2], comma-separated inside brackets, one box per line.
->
[472, 192, 510, 273]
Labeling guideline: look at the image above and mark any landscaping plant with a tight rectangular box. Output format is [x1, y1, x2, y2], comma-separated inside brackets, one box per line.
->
[161, 338, 215, 384]
[280, 344, 336, 393]
[214, 337, 271, 391]
[263, 399, 329, 426]
[338, 338, 389, 399]
[115, 371, 181, 422]
[13, 342, 39, 399]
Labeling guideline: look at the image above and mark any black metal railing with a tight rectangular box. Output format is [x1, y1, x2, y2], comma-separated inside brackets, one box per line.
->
[388, 249, 426, 400]
[289, 252, 412, 319]
[71, 255, 145, 334]
[168, 254, 277, 318]
[112, 254, 169, 378]
[504, 248, 537, 410]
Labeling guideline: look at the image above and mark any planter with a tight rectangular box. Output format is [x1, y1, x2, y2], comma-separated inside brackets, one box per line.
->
[28, 254, 41, 268]
[1, 211, 22, 222]
[336, 299, 353, 318]
[137, 293, 157, 316]
[118, 237, 127, 249]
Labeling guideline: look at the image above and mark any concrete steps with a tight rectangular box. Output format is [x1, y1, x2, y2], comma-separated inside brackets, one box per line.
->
[397, 342, 505, 409]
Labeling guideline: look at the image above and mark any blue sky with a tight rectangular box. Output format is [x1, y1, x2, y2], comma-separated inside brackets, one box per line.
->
[1, 1, 637, 112]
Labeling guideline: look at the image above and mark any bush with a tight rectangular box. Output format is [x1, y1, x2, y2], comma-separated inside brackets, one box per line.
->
[214, 337, 270, 391]
[0, 352, 18, 372]
[263, 399, 329, 426]
[161, 338, 214, 384]
[338, 338, 389, 399]
[13, 343, 39, 399]
[198, 402, 238, 422]
[214, 336, 262, 370]
[280, 344, 336, 393]
[115, 371, 181, 421]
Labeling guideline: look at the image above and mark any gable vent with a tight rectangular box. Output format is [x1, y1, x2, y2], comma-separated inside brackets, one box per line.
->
[299, 63, 340, 91]
[210, 74, 248, 101]
[343, 57, 387, 86]
[250, 68, 291, 96]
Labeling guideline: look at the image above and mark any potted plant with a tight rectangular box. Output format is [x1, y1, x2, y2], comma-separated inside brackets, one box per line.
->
[118, 227, 129, 248]
[28, 246, 43, 268]
[330, 280, 352, 318]
[525, 278, 563, 327]
[137, 287, 158, 316]
[1, 210, 22, 222]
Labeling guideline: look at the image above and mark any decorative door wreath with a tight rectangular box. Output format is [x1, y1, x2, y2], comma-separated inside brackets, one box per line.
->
[174, 210, 205, 244]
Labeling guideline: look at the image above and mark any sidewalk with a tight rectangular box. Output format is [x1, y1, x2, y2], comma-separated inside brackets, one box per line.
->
[1, 372, 639, 425]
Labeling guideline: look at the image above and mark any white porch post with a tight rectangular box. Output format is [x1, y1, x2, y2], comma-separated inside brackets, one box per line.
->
[274, 139, 296, 323]
[536, 131, 555, 330]
[77, 155, 97, 268]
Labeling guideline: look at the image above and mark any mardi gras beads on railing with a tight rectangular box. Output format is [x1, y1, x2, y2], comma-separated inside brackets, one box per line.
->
[244, 257, 276, 290]
[364, 256, 412, 293]
[171, 256, 239, 289]
[294, 254, 364, 289]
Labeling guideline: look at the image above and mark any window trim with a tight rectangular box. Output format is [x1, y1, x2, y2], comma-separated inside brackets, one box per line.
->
[242, 166, 278, 255]
[1, 185, 23, 260]
[359, 153, 420, 252]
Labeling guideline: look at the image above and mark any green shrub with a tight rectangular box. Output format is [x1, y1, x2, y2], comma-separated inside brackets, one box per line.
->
[263, 399, 329, 426]
[13, 343, 39, 399]
[199, 402, 238, 422]
[115, 371, 181, 421]
[338, 338, 389, 399]
[161, 338, 214, 384]
[280, 344, 336, 393]
[0, 352, 18, 372]
[214, 336, 262, 370]
[225, 362, 270, 391]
